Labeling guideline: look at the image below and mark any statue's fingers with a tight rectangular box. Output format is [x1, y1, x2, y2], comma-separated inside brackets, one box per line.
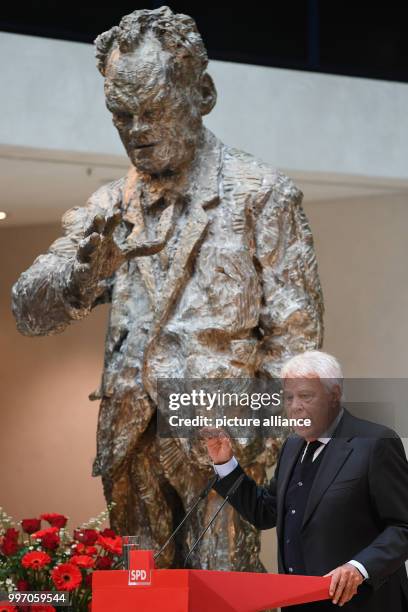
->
[77, 233, 101, 262]
[103, 210, 122, 236]
[84, 214, 106, 237]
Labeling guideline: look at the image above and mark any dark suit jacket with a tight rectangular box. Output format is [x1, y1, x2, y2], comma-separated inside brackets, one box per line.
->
[214, 409, 408, 611]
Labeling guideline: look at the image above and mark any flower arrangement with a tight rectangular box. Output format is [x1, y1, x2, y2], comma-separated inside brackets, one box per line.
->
[0, 505, 122, 612]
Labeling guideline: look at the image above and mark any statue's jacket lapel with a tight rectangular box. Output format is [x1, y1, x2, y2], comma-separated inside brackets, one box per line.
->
[99, 131, 222, 402]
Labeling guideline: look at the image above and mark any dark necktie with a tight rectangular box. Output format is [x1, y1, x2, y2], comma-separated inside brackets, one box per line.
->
[301, 440, 323, 474]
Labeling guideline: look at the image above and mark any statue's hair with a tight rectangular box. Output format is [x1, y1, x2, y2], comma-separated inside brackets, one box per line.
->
[94, 6, 208, 81]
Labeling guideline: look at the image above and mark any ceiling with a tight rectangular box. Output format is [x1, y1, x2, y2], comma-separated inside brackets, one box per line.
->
[1, 145, 408, 228]
[2, 2, 408, 83]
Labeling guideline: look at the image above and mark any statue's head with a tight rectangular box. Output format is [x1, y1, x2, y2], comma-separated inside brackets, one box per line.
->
[95, 6, 217, 175]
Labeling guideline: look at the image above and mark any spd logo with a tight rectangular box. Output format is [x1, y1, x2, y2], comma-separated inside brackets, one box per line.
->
[128, 568, 152, 586]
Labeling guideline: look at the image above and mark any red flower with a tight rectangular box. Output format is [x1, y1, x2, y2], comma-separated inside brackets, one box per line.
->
[70, 555, 95, 569]
[72, 542, 97, 555]
[1, 527, 19, 554]
[1, 528, 19, 555]
[73, 542, 97, 555]
[32, 527, 59, 539]
[95, 556, 113, 570]
[40, 513, 68, 528]
[31, 607, 56, 612]
[4, 528, 18, 541]
[1, 537, 18, 555]
[72, 542, 85, 554]
[41, 532, 60, 550]
[51, 563, 82, 591]
[99, 528, 116, 538]
[17, 579, 30, 591]
[0, 606, 17, 612]
[21, 518, 41, 534]
[22, 550, 51, 569]
[74, 529, 98, 545]
[97, 535, 122, 555]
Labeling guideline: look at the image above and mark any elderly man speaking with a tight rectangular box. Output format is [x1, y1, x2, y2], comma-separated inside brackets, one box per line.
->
[205, 350, 408, 610]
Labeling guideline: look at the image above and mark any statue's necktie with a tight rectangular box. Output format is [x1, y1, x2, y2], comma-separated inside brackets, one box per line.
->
[123, 184, 181, 258]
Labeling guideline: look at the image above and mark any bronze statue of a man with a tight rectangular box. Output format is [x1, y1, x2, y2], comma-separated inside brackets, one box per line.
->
[12, 6, 323, 570]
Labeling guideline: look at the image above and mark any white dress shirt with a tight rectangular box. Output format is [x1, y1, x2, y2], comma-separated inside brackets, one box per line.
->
[213, 407, 368, 579]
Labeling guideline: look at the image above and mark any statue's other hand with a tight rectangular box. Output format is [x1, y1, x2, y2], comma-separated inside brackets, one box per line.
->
[200, 427, 233, 465]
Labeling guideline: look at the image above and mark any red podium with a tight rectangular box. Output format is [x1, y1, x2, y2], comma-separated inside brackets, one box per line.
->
[92, 551, 331, 611]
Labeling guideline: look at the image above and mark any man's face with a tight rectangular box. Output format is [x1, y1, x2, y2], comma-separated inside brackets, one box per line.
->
[283, 378, 341, 440]
[104, 35, 203, 175]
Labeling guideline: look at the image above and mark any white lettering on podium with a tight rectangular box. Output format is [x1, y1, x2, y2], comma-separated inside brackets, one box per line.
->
[128, 568, 151, 586]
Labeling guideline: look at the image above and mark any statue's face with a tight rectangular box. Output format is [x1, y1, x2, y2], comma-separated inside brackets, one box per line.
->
[104, 34, 203, 175]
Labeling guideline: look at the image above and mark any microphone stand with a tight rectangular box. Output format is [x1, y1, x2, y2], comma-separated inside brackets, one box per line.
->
[184, 473, 245, 567]
[154, 473, 219, 562]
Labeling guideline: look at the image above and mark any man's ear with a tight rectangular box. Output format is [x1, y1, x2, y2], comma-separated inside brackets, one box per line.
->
[331, 384, 342, 406]
[199, 72, 217, 116]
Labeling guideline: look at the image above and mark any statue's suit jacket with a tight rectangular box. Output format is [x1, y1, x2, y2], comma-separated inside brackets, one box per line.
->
[12, 129, 323, 479]
[214, 409, 408, 611]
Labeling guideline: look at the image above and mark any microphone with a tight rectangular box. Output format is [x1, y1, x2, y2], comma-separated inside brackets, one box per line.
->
[183, 472, 245, 567]
[154, 473, 219, 562]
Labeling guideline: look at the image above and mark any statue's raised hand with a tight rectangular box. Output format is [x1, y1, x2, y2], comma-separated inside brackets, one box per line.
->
[74, 209, 125, 284]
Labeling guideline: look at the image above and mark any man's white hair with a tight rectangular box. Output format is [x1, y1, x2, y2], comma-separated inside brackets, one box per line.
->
[281, 350, 343, 396]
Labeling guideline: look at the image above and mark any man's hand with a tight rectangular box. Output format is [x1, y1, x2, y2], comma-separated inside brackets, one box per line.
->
[324, 563, 364, 607]
[200, 428, 233, 465]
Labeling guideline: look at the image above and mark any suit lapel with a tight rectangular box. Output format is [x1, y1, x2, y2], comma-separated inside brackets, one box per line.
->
[150, 200, 210, 332]
[301, 437, 353, 529]
[122, 130, 222, 321]
[149, 130, 222, 333]
[278, 411, 355, 534]
[122, 171, 158, 308]
[138, 130, 223, 399]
